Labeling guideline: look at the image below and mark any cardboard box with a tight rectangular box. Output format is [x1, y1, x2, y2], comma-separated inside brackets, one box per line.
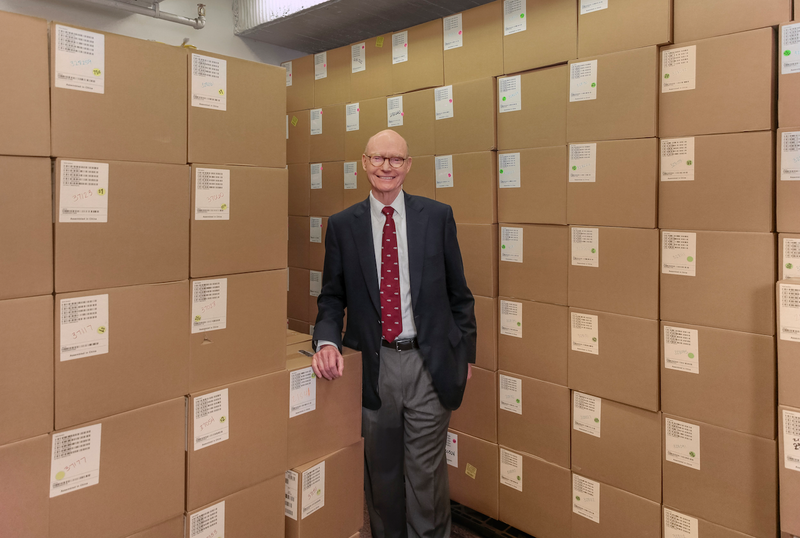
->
[188, 50, 286, 167]
[450, 366, 497, 443]
[344, 96, 386, 162]
[434, 151, 497, 224]
[502, 0, 577, 75]
[314, 45, 350, 107]
[126, 517, 183, 538]
[497, 65, 568, 151]
[1, 434, 49, 538]
[659, 131, 774, 232]
[190, 271, 287, 392]
[190, 164, 287, 278]
[571, 476, 661, 538]
[779, 279, 800, 408]
[287, 328, 313, 346]
[578, 0, 672, 57]
[310, 104, 346, 163]
[777, 127, 800, 233]
[0, 11, 49, 157]
[444, 1, 504, 85]
[659, 29, 776, 138]
[404, 155, 436, 199]
[288, 110, 311, 164]
[459, 224, 498, 298]
[571, 395, 662, 502]
[434, 78, 497, 156]
[674, 0, 790, 42]
[350, 35, 392, 102]
[568, 308, 659, 412]
[662, 414, 778, 538]
[497, 372, 570, 467]
[288, 318, 311, 334]
[499, 224, 569, 305]
[497, 147, 567, 225]
[309, 161, 345, 217]
[660, 230, 776, 335]
[567, 138, 658, 229]
[661, 322, 775, 439]
[50, 399, 185, 538]
[50, 23, 186, 164]
[285, 439, 364, 538]
[498, 448, 571, 538]
[446, 429, 499, 520]
[474, 295, 497, 371]
[54, 159, 189, 293]
[288, 267, 310, 322]
[567, 46, 659, 143]
[569, 226, 660, 320]
[284, 55, 315, 112]
[187, 371, 289, 511]
[389, 89, 436, 157]
[55, 282, 189, 429]
[780, 405, 800, 535]
[343, 161, 371, 208]
[309, 217, 329, 271]
[289, 216, 311, 269]
[289, 162, 311, 217]
[390, 20, 444, 95]
[0, 156, 52, 300]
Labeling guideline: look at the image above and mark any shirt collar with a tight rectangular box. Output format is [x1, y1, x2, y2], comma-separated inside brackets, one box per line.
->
[369, 190, 405, 220]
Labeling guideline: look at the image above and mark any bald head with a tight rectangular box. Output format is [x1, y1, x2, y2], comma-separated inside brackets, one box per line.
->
[364, 129, 410, 157]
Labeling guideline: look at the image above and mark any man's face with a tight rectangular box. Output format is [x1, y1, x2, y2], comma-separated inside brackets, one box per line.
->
[362, 132, 412, 196]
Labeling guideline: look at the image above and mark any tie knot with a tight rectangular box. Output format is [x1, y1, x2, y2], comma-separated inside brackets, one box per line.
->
[382, 206, 394, 218]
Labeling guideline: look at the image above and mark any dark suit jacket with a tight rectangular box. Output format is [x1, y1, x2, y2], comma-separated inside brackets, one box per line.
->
[312, 192, 477, 411]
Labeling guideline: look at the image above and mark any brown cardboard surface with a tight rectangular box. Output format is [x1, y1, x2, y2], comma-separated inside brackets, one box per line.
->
[659, 131, 774, 232]
[497, 147, 567, 225]
[569, 226, 660, 320]
[503, 0, 577, 75]
[289, 162, 311, 217]
[568, 308, 659, 412]
[288, 267, 310, 322]
[662, 414, 778, 538]
[779, 279, 800, 408]
[391, 89, 436, 157]
[444, 1, 504, 85]
[343, 162, 371, 208]
[499, 224, 569, 305]
[309, 161, 345, 217]
[0, 434, 49, 538]
[434, 151, 497, 224]
[404, 155, 436, 199]
[190, 271, 286, 392]
[285, 55, 315, 112]
[571, 397, 662, 502]
[309, 217, 329, 272]
[308, 292, 319, 326]
[497, 65, 568, 151]
[288, 318, 311, 334]
[567, 138, 658, 229]
[0, 11, 49, 157]
[125, 517, 183, 538]
[50, 22, 186, 164]
[289, 216, 310, 269]
[0, 156, 52, 300]
[660, 230, 776, 335]
[50, 399, 185, 538]
[390, 20, 444, 95]
[571, 477, 661, 538]
[314, 46, 350, 107]
[674, 0, 790, 42]
[188, 50, 286, 167]
[434, 78, 497, 155]
[450, 366, 497, 443]
[190, 164, 287, 278]
[661, 321, 775, 439]
[474, 295, 497, 371]
[659, 29, 776, 138]
[446, 429, 499, 520]
[780, 23, 800, 127]
[310, 104, 346, 163]
[55, 282, 189, 429]
[778, 127, 800, 233]
[567, 46, 659, 143]
[287, 328, 313, 346]
[497, 373, 570, 467]
[288, 109, 311, 164]
[497, 298, 569, 385]
[344, 97, 386, 161]
[54, 159, 189, 293]
[187, 372, 289, 511]
[350, 35, 392, 102]
[578, 0, 672, 57]
[458, 223, 498, 298]
[779, 405, 800, 535]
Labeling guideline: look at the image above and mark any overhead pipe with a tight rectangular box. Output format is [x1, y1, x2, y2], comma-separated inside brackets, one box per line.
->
[76, 0, 207, 29]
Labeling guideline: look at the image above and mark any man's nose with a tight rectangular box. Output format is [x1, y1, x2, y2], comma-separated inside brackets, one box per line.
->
[381, 158, 392, 171]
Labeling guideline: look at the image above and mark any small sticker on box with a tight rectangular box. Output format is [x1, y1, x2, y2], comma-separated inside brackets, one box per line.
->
[314, 52, 327, 80]
[661, 138, 695, 182]
[351, 43, 366, 73]
[191, 54, 227, 110]
[50, 423, 102, 498]
[503, 0, 526, 36]
[310, 164, 323, 190]
[573, 392, 602, 438]
[499, 373, 522, 414]
[310, 270, 322, 297]
[500, 300, 522, 338]
[498, 76, 522, 113]
[443, 14, 463, 50]
[500, 227, 523, 263]
[446, 432, 458, 468]
[781, 131, 800, 181]
[780, 282, 800, 342]
[54, 25, 105, 94]
[571, 227, 599, 267]
[664, 508, 699, 538]
[570, 60, 597, 102]
[291, 115, 299, 127]
[783, 24, 800, 75]
[498, 153, 521, 188]
[310, 108, 323, 135]
[392, 31, 409, 64]
[500, 448, 522, 491]
[193, 388, 229, 451]
[572, 474, 600, 523]
[189, 501, 225, 538]
[664, 326, 699, 374]
[59, 160, 109, 223]
[376, 36, 385, 48]
[191, 279, 227, 333]
[290, 367, 317, 418]
[580, 0, 608, 14]
[665, 418, 701, 470]
[60, 294, 109, 362]
[569, 144, 597, 183]
[310, 217, 323, 243]
[285, 470, 299, 519]
[302, 461, 325, 519]
[662, 231, 696, 277]
[465, 463, 477, 479]
[195, 168, 230, 221]
[784, 238, 800, 279]
[571, 312, 599, 355]
[281, 61, 292, 86]
[435, 155, 454, 188]
[346, 103, 360, 132]
[783, 409, 800, 472]
[387, 96, 404, 127]
[344, 162, 358, 189]
[435, 85, 454, 120]
[662, 46, 696, 93]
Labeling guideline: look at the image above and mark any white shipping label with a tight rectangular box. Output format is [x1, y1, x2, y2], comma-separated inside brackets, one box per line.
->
[290, 367, 317, 418]
[344, 162, 358, 189]
[191, 279, 228, 334]
[310, 108, 323, 135]
[392, 31, 409, 64]
[573, 392, 602, 438]
[50, 424, 102, 498]
[499, 374, 522, 415]
[783, 24, 800, 75]
[780, 283, 800, 342]
[435, 85, 454, 120]
[499, 300, 523, 338]
[784, 409, 800, 472]
[351, 43, 366, 73]
[571, 227, 599, 267]
[571, 312, 599, 355]
[785, 238, 800, 279]
[195, 168, 231, 221]
[662, 231, 696, 277]
[570, 60, 598, 102]
[664, 508, 699, 538]
[446, 432, 459, 468]
[309, 270, 322, 298]
[191, 54, 227, 110]
[60, 294, 109, 362]
[664, 326, 700, 374]
[285, 470, 299, 520]
[310, 164, 323, 190]
[193, 388, 230, 451]
[572, 474, 600, 523]
[301, 461, 326, 519]
[346, 103, 360, 131]
[499, 448, 523, 491]
[661, 138, 696, 182]
[435, 155, 454, 188]
[568, 144, 597, 183]
[54, 25, 105, 94]
[443, 14, 463, 50]
[665, 418, 701, 470]
[580, 0, 608, 14]
[59, 160, 109, 223]
[314, 52, 327, 80]
[498, 153, 521, 188]
[498, 76, 522, 113]
[282, 61, 293, 86]
[662, 46, 697, 93]
[503, 0, 527, 36]
[387, 96, 404, 127]
[189, 501, 225, 538]
[781, 131, 800, 181]
[500, 226, 523, 263]
[310, 217, 323, 243]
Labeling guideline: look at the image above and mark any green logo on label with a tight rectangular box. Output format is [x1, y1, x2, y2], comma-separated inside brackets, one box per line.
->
[592, 337, 597, 342]
[93, 68, 102, 76]
[689, 451, 696, 458]
[502, 96, 507, 101]
[312, 373, 316, 378]
[591, 248, 596, 254]
[516, 398, 520, 403]
[517, 475, 521, 480]
[56, 471, 66, 480]
[501, 244, 506, 249]
[221, 203, 228, 210]
[688, 353, 695, 359]
[220, 416, 226, 423]
[97, 326, 106, 334]
[787, 263, 794, 270]
[520, 13, 524, 18]
[591, 82, 596, 87]
[576, 496, 581, 501]
[594, 418, 599, 423]
[572, 166, 577, 170]
[97, 188, 106, 195]
[517, 322, 521, 327]
[664, 74, 670, 79]
[686, 160, 693, 166]
[687, 256, 693, 262]
[786, 50, 792, 56]
[499, 169, 504, 174]
[195, 315, 202, 322]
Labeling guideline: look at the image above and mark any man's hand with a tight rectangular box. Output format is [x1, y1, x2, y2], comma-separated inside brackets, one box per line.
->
[467, 363, 472, 381]
[312, 345, 344, 381]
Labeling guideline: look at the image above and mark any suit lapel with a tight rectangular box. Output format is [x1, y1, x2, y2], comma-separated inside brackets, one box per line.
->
[352, 198, 381, 315]
[404, 192, 427, 311]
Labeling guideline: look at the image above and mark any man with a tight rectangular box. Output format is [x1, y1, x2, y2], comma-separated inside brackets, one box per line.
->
[311, 129, 477, 538]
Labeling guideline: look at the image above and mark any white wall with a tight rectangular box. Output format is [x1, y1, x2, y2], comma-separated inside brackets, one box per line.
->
[0, 0, 304, 65]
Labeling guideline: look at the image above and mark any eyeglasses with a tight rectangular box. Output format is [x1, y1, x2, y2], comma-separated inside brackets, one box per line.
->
[365, 154, 407, 168]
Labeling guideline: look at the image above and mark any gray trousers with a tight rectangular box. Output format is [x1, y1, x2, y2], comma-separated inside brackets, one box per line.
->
[363, 346, 452, 538]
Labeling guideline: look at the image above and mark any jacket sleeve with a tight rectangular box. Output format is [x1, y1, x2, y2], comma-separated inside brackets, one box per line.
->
[312, 217, 346, 351]
[443, 205, 477, 364]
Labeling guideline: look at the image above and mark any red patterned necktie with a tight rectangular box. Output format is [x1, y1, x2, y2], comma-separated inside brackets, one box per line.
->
[380, 206, 401, 343]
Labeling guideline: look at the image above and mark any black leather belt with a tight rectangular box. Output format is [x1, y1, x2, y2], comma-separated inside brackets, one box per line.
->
[381, 338, 419, 351]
